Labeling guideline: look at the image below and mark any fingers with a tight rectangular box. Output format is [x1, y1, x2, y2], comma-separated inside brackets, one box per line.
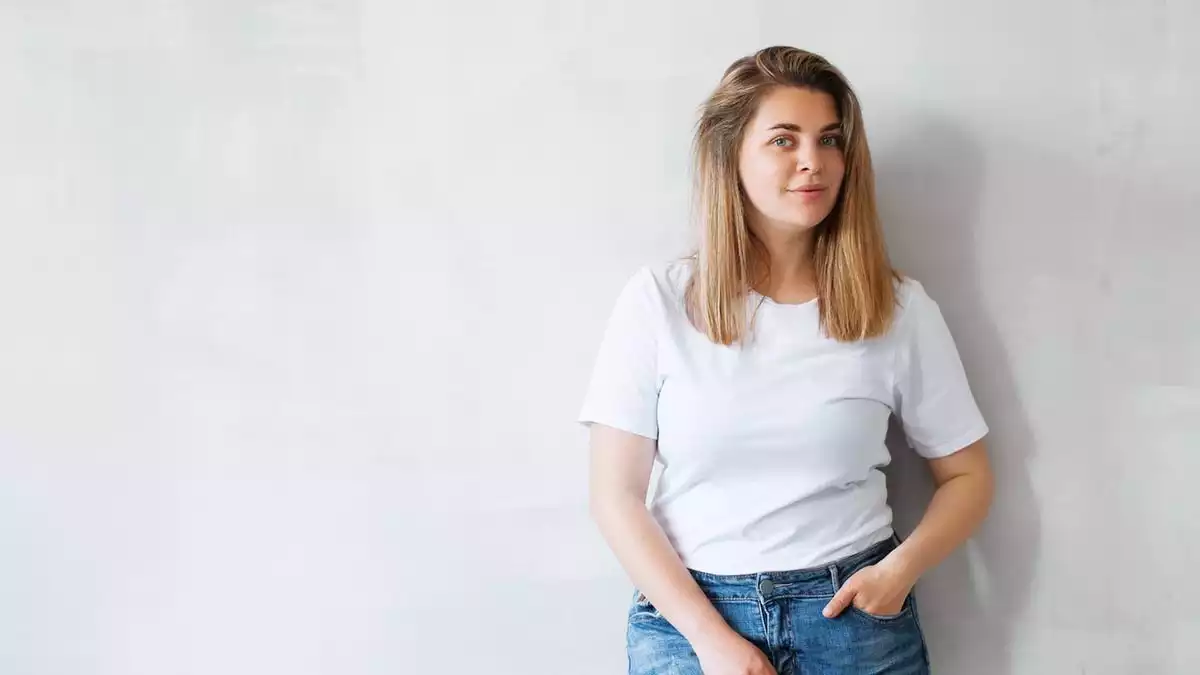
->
[822, 579, 857, 618]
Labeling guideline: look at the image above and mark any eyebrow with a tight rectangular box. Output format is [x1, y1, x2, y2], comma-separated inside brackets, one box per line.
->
[767, 122, 842, 132]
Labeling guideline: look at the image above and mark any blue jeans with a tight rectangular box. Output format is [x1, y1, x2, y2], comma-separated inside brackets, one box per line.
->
[627, 536, 930, 674]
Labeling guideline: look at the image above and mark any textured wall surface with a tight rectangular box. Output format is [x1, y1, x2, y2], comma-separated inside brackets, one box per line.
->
[1, 2, 1197, 673]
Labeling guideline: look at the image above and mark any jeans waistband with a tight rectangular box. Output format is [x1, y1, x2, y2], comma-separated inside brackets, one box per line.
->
[687, 535, 899, 601]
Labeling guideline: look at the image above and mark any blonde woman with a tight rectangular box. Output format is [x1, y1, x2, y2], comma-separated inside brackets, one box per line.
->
[579, 46, 994, 675]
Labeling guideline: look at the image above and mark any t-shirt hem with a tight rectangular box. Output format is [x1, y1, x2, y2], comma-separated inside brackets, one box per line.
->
[914, 423, 989, 459]
[577, 413, 658, 441]
[679, 528, 897, 575]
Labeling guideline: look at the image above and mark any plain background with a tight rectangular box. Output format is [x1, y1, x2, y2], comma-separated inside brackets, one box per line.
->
[1, 1, 1198, 673]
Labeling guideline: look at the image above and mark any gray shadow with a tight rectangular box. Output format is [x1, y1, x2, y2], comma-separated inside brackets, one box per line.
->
[875, 115, 1042, 675]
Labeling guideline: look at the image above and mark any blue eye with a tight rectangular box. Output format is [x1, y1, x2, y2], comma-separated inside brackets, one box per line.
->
[771, 136, 794, 148]
[821, 134, 843, 147]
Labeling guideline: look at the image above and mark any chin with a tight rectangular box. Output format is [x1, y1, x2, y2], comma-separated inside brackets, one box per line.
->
[777, 209, 832, 231]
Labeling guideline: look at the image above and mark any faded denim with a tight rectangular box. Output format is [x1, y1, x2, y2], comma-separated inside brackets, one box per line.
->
[627, 536, 930, 674]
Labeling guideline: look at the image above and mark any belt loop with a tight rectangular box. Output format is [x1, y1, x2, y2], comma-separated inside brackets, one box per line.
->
[827, 563, 840, 590]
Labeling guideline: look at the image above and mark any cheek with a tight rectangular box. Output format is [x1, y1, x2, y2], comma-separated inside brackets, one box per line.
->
[833, 154, 847, 180]
[826, 158, 847, 196]
[739, 154, 788, 196]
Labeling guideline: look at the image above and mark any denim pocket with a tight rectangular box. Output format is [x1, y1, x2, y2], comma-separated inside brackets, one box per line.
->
[832, 539, 917, 624]
[629, 590, 663, 622]
[847, 593, 915, 624]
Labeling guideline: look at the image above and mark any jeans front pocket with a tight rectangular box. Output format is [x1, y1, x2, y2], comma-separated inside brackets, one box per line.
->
[846, 592, 915, 624]
[629, 589, 663, 623]
[802, 592, 929, 673]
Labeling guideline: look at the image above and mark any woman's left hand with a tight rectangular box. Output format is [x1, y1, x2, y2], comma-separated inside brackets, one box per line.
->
[822, 558, 915, 619]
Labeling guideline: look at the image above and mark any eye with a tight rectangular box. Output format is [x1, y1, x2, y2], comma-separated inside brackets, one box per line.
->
[771, 136, 795, 148]
[820, 134, 844, 148]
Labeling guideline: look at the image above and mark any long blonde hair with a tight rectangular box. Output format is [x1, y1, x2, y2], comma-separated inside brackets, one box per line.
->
[686, 46, 897, 344]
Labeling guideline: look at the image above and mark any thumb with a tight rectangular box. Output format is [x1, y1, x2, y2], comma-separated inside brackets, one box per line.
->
[823, 581, 857, 618]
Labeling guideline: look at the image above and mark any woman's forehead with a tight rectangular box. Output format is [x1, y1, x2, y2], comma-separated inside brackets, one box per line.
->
[750, 87, 840, 130]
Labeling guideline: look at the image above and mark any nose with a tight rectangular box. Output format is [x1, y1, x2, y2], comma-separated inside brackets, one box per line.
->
[796, 140, 822, 174]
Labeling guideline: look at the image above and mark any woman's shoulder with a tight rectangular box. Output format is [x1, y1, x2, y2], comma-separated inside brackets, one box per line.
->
[890, 275, 939, 334]
[894, 274, 931, 308]
[621, 257, 694, 307]
[646, 256, 694, 293]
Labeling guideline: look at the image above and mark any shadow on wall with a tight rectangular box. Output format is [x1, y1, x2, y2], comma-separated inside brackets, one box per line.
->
[875, 116, 1042, 675]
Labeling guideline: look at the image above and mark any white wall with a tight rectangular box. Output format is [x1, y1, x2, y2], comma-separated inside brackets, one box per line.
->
[1, 2, 1197, 673]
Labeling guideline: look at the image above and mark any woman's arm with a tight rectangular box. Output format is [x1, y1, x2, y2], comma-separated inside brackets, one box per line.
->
[824, 438, 994, 618]
[588, 423, 776, 675]
[888, 439, 995, 581]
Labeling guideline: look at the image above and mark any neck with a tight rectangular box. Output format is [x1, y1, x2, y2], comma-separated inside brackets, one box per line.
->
[749, 216, 817, 304]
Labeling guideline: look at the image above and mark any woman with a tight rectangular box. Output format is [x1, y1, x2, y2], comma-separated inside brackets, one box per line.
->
[578, 46, 994, 674]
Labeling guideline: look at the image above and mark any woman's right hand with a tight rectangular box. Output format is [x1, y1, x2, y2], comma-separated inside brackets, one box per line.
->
[692, 628, 777, 675]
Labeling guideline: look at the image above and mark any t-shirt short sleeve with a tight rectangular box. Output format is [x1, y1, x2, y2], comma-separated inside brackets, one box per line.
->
[893, 281, 989, 458]
[577, 267, 663, 440]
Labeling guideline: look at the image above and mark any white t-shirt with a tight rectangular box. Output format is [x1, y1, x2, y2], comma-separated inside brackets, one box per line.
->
[578, 259, 988, 574]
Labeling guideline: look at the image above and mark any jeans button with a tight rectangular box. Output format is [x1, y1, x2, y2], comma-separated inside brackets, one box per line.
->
[758, 579, 775, 595]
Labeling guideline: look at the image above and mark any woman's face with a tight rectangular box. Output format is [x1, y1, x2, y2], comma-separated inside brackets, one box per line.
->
[737, 86, 846, 238]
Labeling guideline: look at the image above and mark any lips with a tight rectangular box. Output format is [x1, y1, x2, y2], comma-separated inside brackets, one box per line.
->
[787, 185, 827, 202]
